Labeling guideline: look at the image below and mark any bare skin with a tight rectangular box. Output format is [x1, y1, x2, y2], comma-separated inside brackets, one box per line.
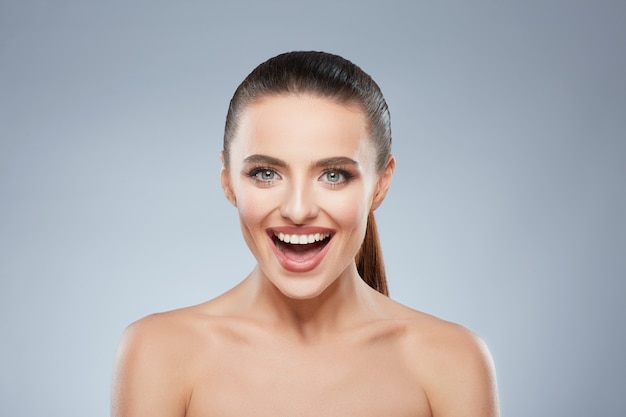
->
[112, 271, 498, 417]
[111, 95, 499, 417]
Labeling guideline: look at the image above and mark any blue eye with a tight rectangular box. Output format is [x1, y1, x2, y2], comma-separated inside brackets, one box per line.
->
[319, 169, 352, 185]
[247, 167, 281, 185]
[256, 169, 276, 181]
[323, 171, 342, 183]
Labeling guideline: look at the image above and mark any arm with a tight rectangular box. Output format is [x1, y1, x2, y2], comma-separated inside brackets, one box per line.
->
[111, 316, 189, 417]
[423, 326, 500, 417]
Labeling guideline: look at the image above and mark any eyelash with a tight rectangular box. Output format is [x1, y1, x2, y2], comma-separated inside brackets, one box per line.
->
[319, 168, 353, 187]
[244, 166, 355, 187]
[246, 166, 281, 186]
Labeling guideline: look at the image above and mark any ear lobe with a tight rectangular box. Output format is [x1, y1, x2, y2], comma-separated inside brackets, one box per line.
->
[371, 155, 395, 211]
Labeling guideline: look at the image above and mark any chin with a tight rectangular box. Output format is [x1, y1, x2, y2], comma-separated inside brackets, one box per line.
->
[268, 272, 337, 301]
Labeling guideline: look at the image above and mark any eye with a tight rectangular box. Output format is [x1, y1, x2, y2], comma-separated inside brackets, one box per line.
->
[322, 171, 342, 183]
[247, 167, 281, 185]
[256, 169, 276, 181]
[319, 169, 352, 186]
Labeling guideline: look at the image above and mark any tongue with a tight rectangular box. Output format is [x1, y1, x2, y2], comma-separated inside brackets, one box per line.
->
[279, 240, 326, 262]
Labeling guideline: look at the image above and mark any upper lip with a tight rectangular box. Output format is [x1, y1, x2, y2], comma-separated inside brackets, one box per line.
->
[267, 226, 335, 236]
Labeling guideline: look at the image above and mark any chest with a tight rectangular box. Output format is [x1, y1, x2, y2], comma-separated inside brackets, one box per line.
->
[185, 341, 430, 417]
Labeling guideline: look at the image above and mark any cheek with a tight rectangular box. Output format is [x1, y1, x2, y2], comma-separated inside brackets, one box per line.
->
[233, 188, 277, 257]
[236, 188, 271, 228]
[323, 188, 372, 229]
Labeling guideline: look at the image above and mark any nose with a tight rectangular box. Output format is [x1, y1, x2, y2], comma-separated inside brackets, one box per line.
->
[279, 179, 319, 224]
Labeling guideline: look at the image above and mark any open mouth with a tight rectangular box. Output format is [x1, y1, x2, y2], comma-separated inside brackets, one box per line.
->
[271, 231, 333, 263]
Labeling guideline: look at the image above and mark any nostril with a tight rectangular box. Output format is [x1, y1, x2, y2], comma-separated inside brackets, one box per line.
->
[280, 190, 319, 223]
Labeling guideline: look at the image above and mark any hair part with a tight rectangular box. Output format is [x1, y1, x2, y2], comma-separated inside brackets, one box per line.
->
[223, 51, 392, 296]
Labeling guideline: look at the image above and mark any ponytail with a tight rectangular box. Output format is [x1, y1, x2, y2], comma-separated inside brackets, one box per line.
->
[355, 212, 388, 296]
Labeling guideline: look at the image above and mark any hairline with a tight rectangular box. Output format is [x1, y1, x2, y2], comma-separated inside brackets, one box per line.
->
[225, 91, 380, 170]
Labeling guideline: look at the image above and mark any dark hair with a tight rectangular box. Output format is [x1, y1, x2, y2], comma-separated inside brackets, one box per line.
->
[223, 51, 392, 295]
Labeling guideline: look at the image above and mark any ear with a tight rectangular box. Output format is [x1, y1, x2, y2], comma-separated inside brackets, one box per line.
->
[220, 151, 237, 207]
[371, 155, 395, 211]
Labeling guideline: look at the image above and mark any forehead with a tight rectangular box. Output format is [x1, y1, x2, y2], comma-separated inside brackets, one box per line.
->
[232, 94, 372, 162]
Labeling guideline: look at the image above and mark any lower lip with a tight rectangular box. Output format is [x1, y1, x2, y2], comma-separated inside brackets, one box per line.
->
[269, 236, 333, 273]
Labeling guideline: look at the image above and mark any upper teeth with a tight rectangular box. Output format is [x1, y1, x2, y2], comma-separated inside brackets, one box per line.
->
[275, 232, 331, 244]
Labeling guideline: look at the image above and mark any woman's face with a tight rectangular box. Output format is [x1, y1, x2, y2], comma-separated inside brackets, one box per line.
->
[222, 94, 393, 299]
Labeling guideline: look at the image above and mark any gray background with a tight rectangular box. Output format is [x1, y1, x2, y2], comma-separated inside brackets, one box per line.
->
[1, 1, 624, 416]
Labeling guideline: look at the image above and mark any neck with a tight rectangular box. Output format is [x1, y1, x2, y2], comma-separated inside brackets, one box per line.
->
[244, 264, 377, 342]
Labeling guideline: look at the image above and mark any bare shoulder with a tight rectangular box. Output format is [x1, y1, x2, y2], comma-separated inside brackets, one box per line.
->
[383, 300, 500, 417]
[111, 301, 228, 417]
[114, 298, 237, 368]
[398, 308, 492, 366]
[119, 303, 214, 342]
[116, 290, 244, 350]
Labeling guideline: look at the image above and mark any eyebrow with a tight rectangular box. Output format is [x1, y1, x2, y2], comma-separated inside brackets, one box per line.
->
[242, 154, 360, 169]
[313, 157, 360, 169]
[243, 154, 288, 167]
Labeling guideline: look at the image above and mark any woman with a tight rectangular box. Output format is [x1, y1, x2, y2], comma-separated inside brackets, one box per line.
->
[111, 51, 499, 417]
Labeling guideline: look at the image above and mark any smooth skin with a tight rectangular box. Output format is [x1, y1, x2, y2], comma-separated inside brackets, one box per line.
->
[111, 95, 499, 417]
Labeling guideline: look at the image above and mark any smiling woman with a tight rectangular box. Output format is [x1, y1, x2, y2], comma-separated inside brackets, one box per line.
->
[223, 93, 388, 298]
[111, 51, 499, 417]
